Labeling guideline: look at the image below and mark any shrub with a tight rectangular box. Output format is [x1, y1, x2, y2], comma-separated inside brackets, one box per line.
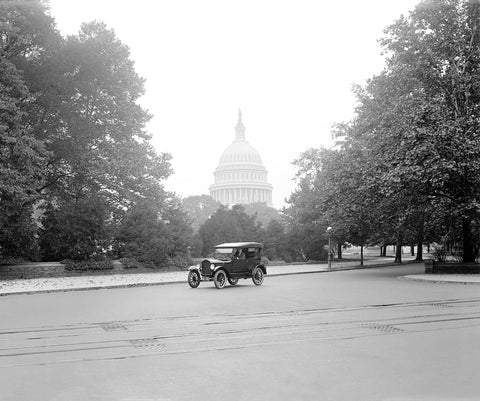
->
[63, 258, 114, 271]
[40, 198, 110, 261]
[431, 244, 448, 262]
[451, 247, 464, 263]
[0, 257, 29, 266]
[119, 257, 141, 269]
[114, 202, 171, 267]
[167, 254, 193, 270]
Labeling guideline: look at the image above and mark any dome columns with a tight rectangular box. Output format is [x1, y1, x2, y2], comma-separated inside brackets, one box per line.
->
[210, 186, 272, 206]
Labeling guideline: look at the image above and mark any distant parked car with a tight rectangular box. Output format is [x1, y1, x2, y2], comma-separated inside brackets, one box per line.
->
[188, 242, 266, 289]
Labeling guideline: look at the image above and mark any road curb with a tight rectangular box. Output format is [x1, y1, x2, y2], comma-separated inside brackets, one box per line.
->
[0, 279, 188, 297]
[399, 275, 480, 285]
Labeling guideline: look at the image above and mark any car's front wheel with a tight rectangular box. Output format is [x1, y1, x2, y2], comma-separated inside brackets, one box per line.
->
[214, 270, 227, 289]
[252, 267, 264, 286]
[188, 270, 201, 288]
[228, 277, 239, 286]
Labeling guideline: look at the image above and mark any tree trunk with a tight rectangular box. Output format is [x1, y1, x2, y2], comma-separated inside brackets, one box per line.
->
[462, 217, 475, 263]
[360, 245, 364, 266]
[395, 246, 402, 263]
[415, 241, 423, 262]
[382, 245, 387, 257]
[394, 231, 403, 263]
[410, 245, 415, 256]
[337, 244, 342, 259]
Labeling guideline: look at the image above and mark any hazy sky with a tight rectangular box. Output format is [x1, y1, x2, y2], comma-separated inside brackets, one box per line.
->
[48, 0, 421, 208]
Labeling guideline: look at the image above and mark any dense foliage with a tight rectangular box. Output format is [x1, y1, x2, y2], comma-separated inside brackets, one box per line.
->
[197, 205, 264, 257]
[182, 195, 221, 233]
[0, 0, 185, 267]
[7, 0, 479, 268]
[241, 202, 281, 227]
[113, 198, 192, 268]
[286, 0, 480, 263]
[184, 196, 289, 260]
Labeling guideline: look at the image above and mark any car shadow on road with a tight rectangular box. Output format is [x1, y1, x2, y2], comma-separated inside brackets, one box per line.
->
[189, 282, 267, 291]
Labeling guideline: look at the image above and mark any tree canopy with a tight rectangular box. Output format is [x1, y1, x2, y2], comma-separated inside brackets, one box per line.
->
[182, 194, 221, 233]
[197, 205, 264, 257]
[0, 0, 181, 265]
[287, 0, 480, 263]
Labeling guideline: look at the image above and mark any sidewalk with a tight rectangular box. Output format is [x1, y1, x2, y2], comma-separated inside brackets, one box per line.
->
[0, 255, 478, 296]
[401, 273, 480, 284]
[0, 262, 339, 296]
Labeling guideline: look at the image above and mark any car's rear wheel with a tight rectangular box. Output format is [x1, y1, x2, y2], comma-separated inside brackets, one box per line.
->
[252, 267, 264, 286]
[228, 277, 239, 286]
[188, 270, 201, 288]
[214, 270, 227, 289]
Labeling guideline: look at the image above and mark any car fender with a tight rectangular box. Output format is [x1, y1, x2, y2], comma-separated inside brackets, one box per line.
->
[212, 267, 229, 281]
[188, 265, 201, 272]
[255, 264, 267, 275]
[211, 265, 226, 274]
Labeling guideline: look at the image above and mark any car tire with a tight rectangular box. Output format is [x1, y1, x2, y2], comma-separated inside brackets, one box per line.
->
[228, 277, 239, 286]
[188, 270, 201, 288]
[214, 270, 227, 289]
[252, 267, 264, 286]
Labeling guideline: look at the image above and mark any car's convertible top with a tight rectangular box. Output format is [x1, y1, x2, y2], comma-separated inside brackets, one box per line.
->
[215, 242, 263, 248]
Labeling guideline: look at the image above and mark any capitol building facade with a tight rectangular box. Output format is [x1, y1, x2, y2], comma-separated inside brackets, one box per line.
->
[209, 111, 273, 207]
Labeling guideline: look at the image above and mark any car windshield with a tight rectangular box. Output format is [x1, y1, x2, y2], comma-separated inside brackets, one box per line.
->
[213, 247, 234, 260]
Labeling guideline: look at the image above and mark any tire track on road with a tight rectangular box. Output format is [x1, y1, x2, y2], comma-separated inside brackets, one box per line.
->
[1, 297, 479, 368]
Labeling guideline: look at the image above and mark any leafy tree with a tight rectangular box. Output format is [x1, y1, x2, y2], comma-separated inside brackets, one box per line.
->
[114, 201, 171, 267]
[182, 194, 221, 232]
[0, 201, 39, 261]
[311, 146, 373, 262]
[285, 221, 328, 262]
[0, 55, 48, 205]
[0, 57, 44, 260]
[286, 147, 358, 262]
[263, 219, 287, 260]
[39, 196, 110, 261]
[34, 21, 173, 260]
[114, 196, 193, 268]
[1, 1, 181, 263]
[197, 205, 263, 257]
[287, 0, 480, 264]
[162, 196, 194, 260]
[0, 0, 56, 260]
[242, 202, 281, 228]
[353, 0, 480, 262]
[36, 21, 171, 211]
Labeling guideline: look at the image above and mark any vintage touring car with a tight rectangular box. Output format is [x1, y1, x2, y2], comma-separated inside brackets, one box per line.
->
[187, 242, 266, 289]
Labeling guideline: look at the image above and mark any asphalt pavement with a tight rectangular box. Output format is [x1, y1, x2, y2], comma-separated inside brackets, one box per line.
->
[1, 263, 479, 401]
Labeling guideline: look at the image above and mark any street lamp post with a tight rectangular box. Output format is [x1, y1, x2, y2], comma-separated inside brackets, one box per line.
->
[326, 226, 333, 270]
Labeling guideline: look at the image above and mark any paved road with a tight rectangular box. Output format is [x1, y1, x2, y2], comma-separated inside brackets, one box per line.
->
[0, 263, 479, 401]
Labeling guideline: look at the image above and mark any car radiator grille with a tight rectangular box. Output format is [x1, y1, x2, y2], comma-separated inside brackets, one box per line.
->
[201, 260, 212, 275]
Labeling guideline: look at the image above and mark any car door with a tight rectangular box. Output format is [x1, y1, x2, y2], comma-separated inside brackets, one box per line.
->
[232, 248, 249, 275]
[246, 247, 260, 272]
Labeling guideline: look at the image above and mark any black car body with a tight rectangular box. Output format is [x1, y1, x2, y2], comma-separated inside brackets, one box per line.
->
[187, 242, 267, 289]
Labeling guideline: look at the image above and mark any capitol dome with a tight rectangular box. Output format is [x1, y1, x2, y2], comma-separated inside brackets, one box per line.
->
[219, 141, 263, 165]
[209, 110, 273, 207]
